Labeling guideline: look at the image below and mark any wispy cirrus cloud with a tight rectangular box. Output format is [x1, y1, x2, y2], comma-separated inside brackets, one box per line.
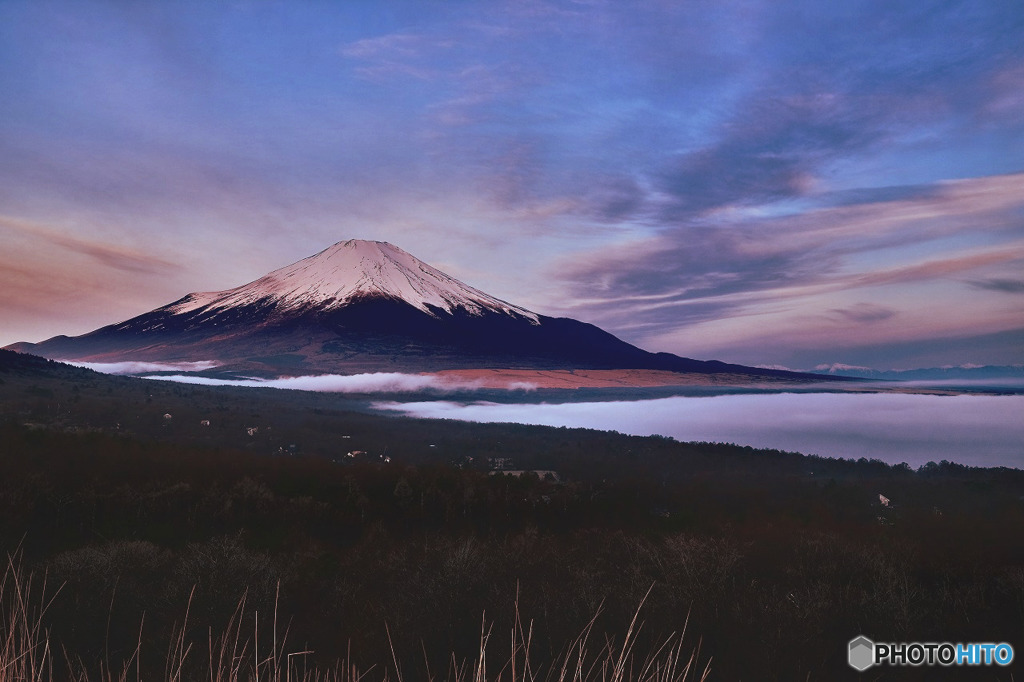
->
[654, 92, 875, 218]
[0, 215, 180, 275]
[341, 33, 454, 80]
[556, 173, 1024, 367]
[559, 2, 1024, 229]
[967, 278, 1024, 294]
[1, 1, 1022, 369]
[0, 214, 194, 343]
[827, 304, 896, 324]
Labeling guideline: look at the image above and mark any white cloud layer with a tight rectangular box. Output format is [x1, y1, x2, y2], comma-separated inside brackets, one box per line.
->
[143, 372, 536, 393]
[66, 360, 220, 374]
[374, 392, 1024, 469]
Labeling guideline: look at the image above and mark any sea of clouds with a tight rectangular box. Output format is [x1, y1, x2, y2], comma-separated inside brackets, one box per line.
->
[70, 360, 1024, 468]
[141, 372, 537, 393]
[374, 392, 1024, 469]
[65, 360, 222, 374]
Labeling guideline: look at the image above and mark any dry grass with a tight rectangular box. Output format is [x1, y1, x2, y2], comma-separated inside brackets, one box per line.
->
[1, 553, 57, 682]
[1, 556, 707, 682]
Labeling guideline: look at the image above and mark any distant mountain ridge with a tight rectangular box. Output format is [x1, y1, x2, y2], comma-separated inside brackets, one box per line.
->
[815, 363, 1024, 382]
[7, 239, 840, 381]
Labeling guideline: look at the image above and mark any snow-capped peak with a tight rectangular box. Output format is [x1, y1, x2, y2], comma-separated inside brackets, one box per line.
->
[166, 239, 539, 321]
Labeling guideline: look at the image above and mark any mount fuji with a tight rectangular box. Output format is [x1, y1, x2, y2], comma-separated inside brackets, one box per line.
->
[7, 239, 829, 380]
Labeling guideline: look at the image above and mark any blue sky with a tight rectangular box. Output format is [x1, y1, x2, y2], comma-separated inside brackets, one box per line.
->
[1, 0, 1022, 369]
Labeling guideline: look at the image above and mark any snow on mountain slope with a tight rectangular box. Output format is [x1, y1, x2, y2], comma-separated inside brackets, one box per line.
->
[164, 239, 539, 322]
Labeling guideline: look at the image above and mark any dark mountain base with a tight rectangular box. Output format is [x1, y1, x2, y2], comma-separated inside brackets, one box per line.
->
[9, 299, 846, 381]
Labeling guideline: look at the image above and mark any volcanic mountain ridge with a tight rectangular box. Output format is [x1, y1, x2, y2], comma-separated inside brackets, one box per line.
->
[7, 239, 836, 382]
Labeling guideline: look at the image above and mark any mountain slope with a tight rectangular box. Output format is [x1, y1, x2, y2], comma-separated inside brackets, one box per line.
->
[7, 239, 835, 380]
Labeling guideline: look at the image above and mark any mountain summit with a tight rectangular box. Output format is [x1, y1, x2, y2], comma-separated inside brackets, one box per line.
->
[7, 238, 829, 380]
[167, 239, 538, 322]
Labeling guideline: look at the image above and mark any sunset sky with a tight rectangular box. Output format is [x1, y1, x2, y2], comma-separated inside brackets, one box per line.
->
[2, 0, 1022, 370]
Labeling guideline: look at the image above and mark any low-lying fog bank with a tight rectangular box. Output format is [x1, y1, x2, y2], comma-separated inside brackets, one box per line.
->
[70, 361, 1023, 468]
[375, 392, 1024, 469]
[140, 371, 538, 393]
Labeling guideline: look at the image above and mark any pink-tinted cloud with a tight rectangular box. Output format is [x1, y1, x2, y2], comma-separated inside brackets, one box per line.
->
[556, 173, 1024, 368]
[0, 216, 192, 345]
[0, 216, 180, 275]
[2, 1, 1022, 371]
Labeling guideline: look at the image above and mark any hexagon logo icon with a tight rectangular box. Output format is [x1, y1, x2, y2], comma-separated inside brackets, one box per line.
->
[848, 635, 875, 671]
